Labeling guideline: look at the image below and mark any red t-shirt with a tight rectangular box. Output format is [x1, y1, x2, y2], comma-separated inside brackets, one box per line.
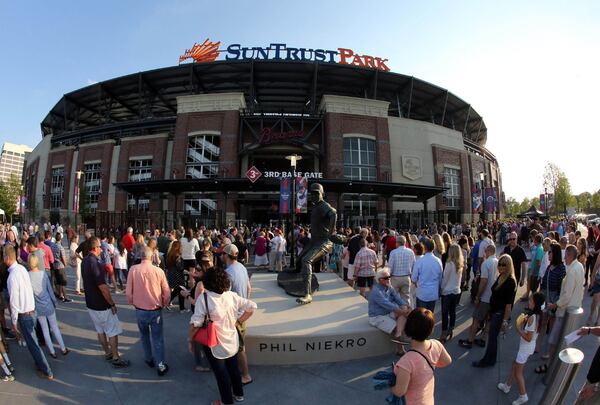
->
[385, 236, 397, 253]
[122, 233, 135, 252]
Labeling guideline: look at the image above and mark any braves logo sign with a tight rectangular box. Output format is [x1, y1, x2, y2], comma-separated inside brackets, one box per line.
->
[179, 39, 221, 64]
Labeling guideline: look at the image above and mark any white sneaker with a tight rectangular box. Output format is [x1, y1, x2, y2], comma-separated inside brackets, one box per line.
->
[512, 394, 528, 405]
[497, 383, 511, 393]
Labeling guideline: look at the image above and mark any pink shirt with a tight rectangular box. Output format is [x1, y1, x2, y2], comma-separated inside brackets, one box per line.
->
[395, 340, 444, 405]
[39, 242, 55, 270]
[126, 260, 170, 310]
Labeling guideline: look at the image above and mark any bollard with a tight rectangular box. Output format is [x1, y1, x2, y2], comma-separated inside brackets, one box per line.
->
[543, 306, 584, 385]
[540, 348, 584, 405]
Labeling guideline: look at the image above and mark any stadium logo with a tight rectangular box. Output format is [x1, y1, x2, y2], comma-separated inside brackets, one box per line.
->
[180, 39, 389, 71]
[179, 39, 221, 63]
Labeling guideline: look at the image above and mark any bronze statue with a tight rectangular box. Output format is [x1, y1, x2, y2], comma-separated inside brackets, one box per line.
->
[296, 183, 337, 305]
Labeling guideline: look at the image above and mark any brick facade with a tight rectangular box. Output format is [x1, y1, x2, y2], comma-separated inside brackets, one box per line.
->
[45, 148, 75, 210]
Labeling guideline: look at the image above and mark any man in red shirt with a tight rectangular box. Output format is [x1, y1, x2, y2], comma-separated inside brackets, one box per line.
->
[121, 227, 135, 268]
[385, 230, 398, 263]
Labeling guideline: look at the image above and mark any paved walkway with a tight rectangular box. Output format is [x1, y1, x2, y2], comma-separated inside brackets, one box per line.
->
[1, 260, 598, 404]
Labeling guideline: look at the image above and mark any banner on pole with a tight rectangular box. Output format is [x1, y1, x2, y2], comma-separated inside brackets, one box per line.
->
[74, 185, 79, 215]
[547, 193, 554, 211]
[485, 187, 495, 213]
[540, 194, 546, 213]
[295, 176, 308, 214]
[472, 184, 482, 213]
[280, 178, 291, 214]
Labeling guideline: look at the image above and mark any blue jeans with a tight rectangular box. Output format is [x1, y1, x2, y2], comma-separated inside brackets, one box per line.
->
[441, 294, 460, 331]
[135, 309, 165, 365]
[203, 345, 243, 405]
[18, 313, 52, 376]
[416, 298, 436, 313]
[480, 311, 503, 366]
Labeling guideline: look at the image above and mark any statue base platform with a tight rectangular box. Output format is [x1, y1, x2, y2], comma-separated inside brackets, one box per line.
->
[245, 273, 395, 365]
[276, 271, 319, 297]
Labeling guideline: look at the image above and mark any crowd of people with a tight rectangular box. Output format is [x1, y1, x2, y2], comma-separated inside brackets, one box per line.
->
[0, 217, 599, 404]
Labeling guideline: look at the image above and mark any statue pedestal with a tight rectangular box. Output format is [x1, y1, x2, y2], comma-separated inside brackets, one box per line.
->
[276, 270, 319, 297]
[245, 273, 395, 365]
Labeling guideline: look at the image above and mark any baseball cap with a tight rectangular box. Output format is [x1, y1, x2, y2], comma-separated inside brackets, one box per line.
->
[224, 243, 238, 256]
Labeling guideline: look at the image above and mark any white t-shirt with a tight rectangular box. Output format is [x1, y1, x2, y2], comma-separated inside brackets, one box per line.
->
[190, 290, 257, 359]
[478, 237, 495, 259]
[270, 235, 286, 253]
[180, 237, 200, 260]
[518, 314, 539, 355]
[114, 248, 128, 269]
[480, 256, 498, 303]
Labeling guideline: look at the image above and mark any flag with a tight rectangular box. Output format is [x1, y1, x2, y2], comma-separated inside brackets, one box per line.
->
[485, 187, 495, 213]
[74, 184, 79, 215]
[280, 177, 291, 214]
[540, 194, 546, 213]
[472, 184, 482, 213]
[547, 193, 554, 211]
[295, 176, 308, 214]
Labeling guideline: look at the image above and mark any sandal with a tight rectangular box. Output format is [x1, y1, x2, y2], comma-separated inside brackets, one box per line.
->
[534, 364, 548, 374]
[104, 353, 114, 361]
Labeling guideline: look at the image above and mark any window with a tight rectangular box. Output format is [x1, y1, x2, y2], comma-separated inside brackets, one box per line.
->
[343, 137, 376, 181]
[186, 134, 220, 179]
[50, 167, 65, 209]
[183, 194, 217, 216]
[128, 159, 152, 211]
[442, 167, 461, 208]
[84, 162, 101, 212]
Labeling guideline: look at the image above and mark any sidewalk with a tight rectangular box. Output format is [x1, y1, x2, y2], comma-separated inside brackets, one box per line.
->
[1, 261, 598, 404]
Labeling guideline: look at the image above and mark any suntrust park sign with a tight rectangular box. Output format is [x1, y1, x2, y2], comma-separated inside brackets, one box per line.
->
[180, 38, 390, 71]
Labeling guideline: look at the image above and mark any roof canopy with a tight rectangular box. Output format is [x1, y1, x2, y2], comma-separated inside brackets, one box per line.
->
[42, 60, 488, 147]
[114, 178, 444, 203]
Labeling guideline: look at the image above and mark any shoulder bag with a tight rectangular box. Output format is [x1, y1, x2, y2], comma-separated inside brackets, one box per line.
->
[193, 292, 219, 347]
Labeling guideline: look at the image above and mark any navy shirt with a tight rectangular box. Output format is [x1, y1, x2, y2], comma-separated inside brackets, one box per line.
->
[82, 254, 110, 311]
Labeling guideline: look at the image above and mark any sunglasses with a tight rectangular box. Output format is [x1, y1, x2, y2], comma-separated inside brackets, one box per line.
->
[380, 276, 391, 280]
[508, 238, 516, 241]
[498, 263, 508, 268]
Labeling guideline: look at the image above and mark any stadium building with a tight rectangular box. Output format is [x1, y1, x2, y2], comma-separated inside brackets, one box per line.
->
[24, 41, 503, 230]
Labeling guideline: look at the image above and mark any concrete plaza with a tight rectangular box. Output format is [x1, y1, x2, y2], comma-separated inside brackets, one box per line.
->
[0, 262, 598, 404]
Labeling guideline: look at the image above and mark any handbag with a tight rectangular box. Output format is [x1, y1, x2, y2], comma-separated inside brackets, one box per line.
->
[193, 292, 218, 348]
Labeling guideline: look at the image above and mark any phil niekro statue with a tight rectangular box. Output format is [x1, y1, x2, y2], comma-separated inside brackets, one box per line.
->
[296, 183, 337, 305]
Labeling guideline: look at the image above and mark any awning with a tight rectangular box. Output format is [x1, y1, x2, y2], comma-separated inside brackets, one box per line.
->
[114, 178, 444, 202]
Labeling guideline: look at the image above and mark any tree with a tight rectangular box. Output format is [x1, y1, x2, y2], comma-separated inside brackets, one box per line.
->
[505, 197, 519, 217]
[554, 173, 575, 214]
[0, 174, 22, 220]
[542, 162, 574, 214]
[591, 191, 600, 209]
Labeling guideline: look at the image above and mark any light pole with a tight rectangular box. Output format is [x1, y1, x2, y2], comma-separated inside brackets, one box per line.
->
[544, 187, 548, 216]
[479, 172, 485, 224]
[286, 154, 302, 270]
[75, 170, 83, 237]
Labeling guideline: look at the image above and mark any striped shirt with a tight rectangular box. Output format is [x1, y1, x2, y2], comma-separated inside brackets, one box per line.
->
[354, 247, 378, 278]
[388, 245, 416, 277]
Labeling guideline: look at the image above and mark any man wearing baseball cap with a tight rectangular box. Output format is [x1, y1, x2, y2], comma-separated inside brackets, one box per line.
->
[221, 243, 253, 385]
[368, 268, 411, 354]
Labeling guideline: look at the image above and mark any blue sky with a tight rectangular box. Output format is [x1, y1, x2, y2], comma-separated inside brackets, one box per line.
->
[1, 0, 598, 200]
